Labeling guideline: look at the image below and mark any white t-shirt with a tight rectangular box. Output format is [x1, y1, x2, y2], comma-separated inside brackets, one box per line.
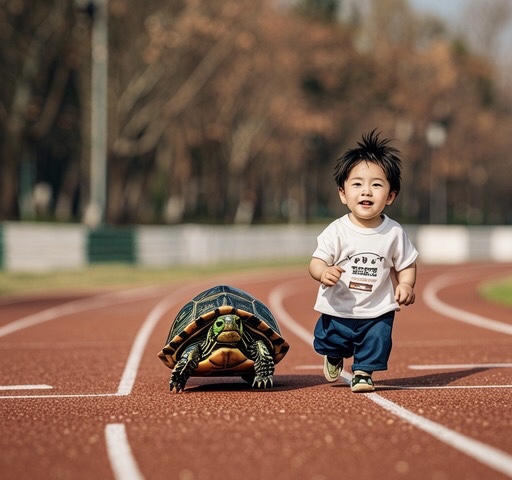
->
[312, 214, 418, 319]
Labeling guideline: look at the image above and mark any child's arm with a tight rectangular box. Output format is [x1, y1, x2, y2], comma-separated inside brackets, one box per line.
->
[309, 257, 344, 287]
[394, 262, 417, 306]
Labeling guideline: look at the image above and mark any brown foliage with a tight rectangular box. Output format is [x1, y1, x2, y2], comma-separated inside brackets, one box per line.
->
[1, 0, 511, 225]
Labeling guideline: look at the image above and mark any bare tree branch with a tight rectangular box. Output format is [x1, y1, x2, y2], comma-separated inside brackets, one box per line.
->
[112, 33, 236, 157]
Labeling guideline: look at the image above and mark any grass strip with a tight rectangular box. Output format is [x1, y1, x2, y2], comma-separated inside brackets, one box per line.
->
[0, 259, 307, 297]
[479, 276, 512, 307]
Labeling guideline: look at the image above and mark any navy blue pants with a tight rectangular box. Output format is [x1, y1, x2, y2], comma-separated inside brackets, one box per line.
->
[313, 311, 395, 373]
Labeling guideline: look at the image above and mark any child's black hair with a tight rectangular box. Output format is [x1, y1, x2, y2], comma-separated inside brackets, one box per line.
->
[333, 130, 402, 194]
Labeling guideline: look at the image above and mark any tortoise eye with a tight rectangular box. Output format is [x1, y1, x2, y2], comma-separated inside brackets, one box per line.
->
[215, 320, 224, 328]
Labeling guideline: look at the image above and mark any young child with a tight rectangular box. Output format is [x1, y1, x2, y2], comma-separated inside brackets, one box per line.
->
[309, 130, 418, 392]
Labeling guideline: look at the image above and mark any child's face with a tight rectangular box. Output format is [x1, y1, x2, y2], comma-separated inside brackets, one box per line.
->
[338, 161, 396, 228]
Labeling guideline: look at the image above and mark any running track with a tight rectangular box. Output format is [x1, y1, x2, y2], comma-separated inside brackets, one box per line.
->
[0, 263, 511, 480]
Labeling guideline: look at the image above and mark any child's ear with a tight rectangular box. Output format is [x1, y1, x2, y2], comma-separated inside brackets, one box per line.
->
[338, 187, 348, 205]
[386, 191, 397, 205]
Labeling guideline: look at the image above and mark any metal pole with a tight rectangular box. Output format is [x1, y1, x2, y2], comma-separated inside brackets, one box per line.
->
[84, 0, 108, 227]
[426, 123, 447, 225]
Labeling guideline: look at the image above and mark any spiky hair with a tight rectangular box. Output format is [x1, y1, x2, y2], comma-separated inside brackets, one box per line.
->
[333, 129, 402, 194]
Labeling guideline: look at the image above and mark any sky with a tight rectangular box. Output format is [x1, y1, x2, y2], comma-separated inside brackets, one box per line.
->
[409, 0, 469, 22]
[409, 0, 512, 63]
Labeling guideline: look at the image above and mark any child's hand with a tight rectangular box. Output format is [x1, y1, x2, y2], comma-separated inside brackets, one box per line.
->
[321, 265, 344, 287]
[395, 283, 415, 306]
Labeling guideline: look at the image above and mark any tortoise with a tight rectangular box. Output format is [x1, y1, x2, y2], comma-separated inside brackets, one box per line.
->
[157, 285, 289, 392]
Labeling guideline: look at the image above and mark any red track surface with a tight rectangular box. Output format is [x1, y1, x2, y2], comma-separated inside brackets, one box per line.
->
[1, 263, 511, 480]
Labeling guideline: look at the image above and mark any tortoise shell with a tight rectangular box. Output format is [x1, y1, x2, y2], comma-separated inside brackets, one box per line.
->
[157, 285, 289, 375]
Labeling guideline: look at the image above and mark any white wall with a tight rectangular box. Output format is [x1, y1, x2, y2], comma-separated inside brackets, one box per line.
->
[136, 224, 319, 266]
[3, 222, 86, 272]
[415, 226, 470, 264]
[1, 222, 511, 272]
[490, 228, 512, 262]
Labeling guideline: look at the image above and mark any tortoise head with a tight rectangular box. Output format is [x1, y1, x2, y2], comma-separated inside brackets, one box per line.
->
[208, 314, 243, 344]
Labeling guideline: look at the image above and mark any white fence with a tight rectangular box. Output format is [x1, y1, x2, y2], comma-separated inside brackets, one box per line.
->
[1, 222, 511, 272]
[2, 223, 87, 272]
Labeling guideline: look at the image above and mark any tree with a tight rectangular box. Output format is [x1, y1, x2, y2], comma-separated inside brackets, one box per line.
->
[2, 0, 512, 225]
[0, 0, 81, 219]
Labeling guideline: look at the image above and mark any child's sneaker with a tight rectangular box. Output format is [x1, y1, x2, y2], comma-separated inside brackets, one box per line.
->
[351, 370, 375, 392]
[323, 356, 343, 382]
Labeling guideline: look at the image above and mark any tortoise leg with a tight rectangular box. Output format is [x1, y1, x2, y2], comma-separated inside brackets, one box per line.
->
[169, 343, 201, 393]
[248, 339, 274, 389]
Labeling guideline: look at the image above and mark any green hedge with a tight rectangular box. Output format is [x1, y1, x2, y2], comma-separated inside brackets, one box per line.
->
[87, 228, 136, 264]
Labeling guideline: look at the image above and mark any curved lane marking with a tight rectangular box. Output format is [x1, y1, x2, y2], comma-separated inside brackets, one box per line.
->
[423, 273, 512, 335]
[268, 279, 354, 380]
[0, 282, 206, 399]
[116, 292, 181, 395]
[105, 275, 301, 479]
[105, 424, 144, 480]
[5, 270, 511, 476]
[0, 286, 173, 400]
[0, 286, 167, 338]
[268, 277, 512, 479]
[268, 278, 314, 345]
[2, 278, 280, 478]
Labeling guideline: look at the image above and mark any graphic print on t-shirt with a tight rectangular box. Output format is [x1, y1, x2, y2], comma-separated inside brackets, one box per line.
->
[344, 252, 384, 293]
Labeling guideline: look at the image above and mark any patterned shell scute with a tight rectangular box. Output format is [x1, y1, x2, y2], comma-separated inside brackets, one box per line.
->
[168, 285, 281, 342]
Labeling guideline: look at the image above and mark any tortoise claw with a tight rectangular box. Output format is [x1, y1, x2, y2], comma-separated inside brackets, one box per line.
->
[252, 376, 273, 389]
[169, 379, 185, 393]
[169, 368, 191, 393]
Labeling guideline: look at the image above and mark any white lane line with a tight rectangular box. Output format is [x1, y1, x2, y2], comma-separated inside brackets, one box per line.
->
[379, 385, 512, 390]
[105, 424, 144, 480]
[107, 280, 250, 480]
[295, 365, 512, 389]
[0, 286, 189, 399]
[116, 293, 181, 395]
[423, 273, 512, 335]
[0, 286, 166, 338]
[369, 394, 512, 478]
[268, 278, 314, 346]
[0, 384, 53, 391]
[1, 393, 117, 399]
[1, 278, 247, 399]
[409, 363, 512, 370]
[115, 278, 238, 396]
[268, 279, 512, 478]
[0, 287, 168, 400]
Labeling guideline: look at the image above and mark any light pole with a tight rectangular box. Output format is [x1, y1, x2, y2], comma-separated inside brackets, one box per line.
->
[83, 0, 108, 228]
[426, 122, 447, 224]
